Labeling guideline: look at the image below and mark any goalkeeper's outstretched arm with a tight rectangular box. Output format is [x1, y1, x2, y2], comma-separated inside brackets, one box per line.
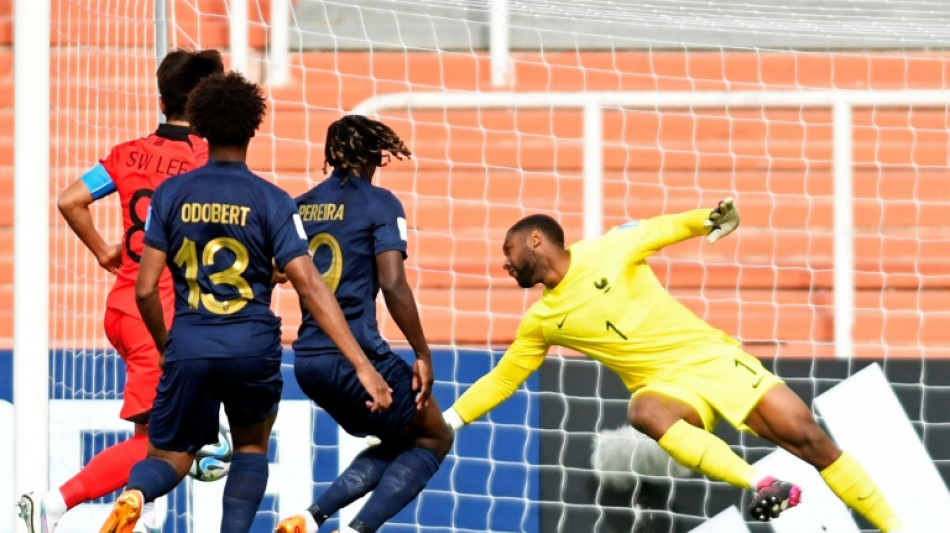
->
[443, 353, 540, 431]
[617, 197, 740, 262]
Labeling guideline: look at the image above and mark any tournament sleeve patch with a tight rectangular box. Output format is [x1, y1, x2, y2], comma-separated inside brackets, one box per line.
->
[144, 206, 152, 231]
[292, 213, 307, 240]
[397, 216, 408, 242]
[80, 164, 116, 200]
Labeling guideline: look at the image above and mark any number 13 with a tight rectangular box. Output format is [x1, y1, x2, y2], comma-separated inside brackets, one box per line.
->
[173, 236, 253, 314]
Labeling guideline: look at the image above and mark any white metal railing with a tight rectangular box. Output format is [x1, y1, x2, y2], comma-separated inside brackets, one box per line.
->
[158, 0, 291, 85]
[155, 0, 169, 122]
[269, 0, 291, 86]
[352, 89, 950, 360]
[229, 0, 249, 74]
[490, 0, 512, 87]
[228, 0, 291, 85]
[218, 0, 507, 87]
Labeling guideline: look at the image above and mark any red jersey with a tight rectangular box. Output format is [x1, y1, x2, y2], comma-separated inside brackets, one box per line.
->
[97, 124, 209, 318]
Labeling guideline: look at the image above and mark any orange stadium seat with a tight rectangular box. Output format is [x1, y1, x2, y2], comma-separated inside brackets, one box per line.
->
[1, 0, 948, 357]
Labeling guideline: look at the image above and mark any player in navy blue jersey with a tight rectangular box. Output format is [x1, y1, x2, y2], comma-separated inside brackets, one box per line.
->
[20, 48, 222, 533]
[99, 75, 392, 533]
[274, 115, 453, 533]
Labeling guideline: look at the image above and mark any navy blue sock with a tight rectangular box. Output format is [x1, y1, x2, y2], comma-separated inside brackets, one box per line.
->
[313, 445, 401, 519]
[127, 458, 181, 503]
[221, 453, 269, 533]
[352, 446, 443, 531]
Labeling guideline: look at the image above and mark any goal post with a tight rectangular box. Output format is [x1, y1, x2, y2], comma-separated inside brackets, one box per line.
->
[13, 0, 51, 525]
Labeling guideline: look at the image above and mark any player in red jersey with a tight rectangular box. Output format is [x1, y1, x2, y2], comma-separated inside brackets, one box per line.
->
[16, 48, 224, 533]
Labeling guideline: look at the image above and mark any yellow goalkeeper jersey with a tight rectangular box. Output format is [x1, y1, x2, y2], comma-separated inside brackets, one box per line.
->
[453, 209, 743, 424]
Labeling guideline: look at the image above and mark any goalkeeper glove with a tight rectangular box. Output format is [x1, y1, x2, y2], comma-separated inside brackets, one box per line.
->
[443, 407, 465, 432]
[364, 407, 465, 447]
[704, 197, 740, 244]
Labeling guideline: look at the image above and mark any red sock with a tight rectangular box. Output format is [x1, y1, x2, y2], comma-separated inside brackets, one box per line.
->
[59, 434, 148, 509]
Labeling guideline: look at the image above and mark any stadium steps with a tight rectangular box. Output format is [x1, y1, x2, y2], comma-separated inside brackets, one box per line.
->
[0, 7, 948, 352]
[1, 222, 946, 291]
[22, 105, 950, 162]
[0, 0, 266, 49]
[18, 282, 950, 358]
[2, 167, 950, 290]
[267, 50, 950, 109]
[5, 109, 945, 175]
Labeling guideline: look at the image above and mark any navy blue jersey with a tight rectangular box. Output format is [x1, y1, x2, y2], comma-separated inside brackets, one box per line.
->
[292, 169, 408, 357]
[144, 159, 309, 361]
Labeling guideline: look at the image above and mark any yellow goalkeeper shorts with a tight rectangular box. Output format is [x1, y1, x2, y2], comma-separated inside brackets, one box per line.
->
[632, 349, 783, 433]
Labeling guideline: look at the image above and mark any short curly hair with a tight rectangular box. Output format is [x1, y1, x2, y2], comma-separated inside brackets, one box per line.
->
[324, 115, 411, 181]
[508, 214, 565, 248]
[157, 48, 223, 120]
[186, 71, 266, 147]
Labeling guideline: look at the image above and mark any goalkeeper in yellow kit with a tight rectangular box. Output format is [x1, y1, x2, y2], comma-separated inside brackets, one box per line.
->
[443, 199, 903, 531]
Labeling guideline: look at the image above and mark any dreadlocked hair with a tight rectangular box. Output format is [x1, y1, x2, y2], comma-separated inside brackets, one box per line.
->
[323, 115, 411, 184]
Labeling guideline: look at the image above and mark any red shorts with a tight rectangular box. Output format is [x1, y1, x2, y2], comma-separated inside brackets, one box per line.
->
[104, 307, 166, 424]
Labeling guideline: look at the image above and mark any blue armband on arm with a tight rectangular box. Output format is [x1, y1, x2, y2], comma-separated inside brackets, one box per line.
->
[80, 164, 116, 200]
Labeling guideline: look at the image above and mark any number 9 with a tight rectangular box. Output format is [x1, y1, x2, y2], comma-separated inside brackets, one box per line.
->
[309, 233, 342, 293]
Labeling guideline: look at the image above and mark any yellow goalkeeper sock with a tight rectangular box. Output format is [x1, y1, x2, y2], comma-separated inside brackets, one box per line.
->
[820, 452, 902, 532]
[657, 419, 757, 489]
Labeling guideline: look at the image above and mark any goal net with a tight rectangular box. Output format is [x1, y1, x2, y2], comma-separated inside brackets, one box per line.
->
[42, 1, 950, 532]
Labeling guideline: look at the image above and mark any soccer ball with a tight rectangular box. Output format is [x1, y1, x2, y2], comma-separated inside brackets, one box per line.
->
[187, 424, 232, 482]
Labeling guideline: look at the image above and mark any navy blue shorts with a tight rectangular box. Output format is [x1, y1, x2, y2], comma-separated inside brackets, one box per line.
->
[294, 353, 417, 439]
[149, 356, 282, 453]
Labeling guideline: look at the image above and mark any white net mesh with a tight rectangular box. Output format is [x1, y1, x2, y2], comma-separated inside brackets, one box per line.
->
[44, 1, 950, 532]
